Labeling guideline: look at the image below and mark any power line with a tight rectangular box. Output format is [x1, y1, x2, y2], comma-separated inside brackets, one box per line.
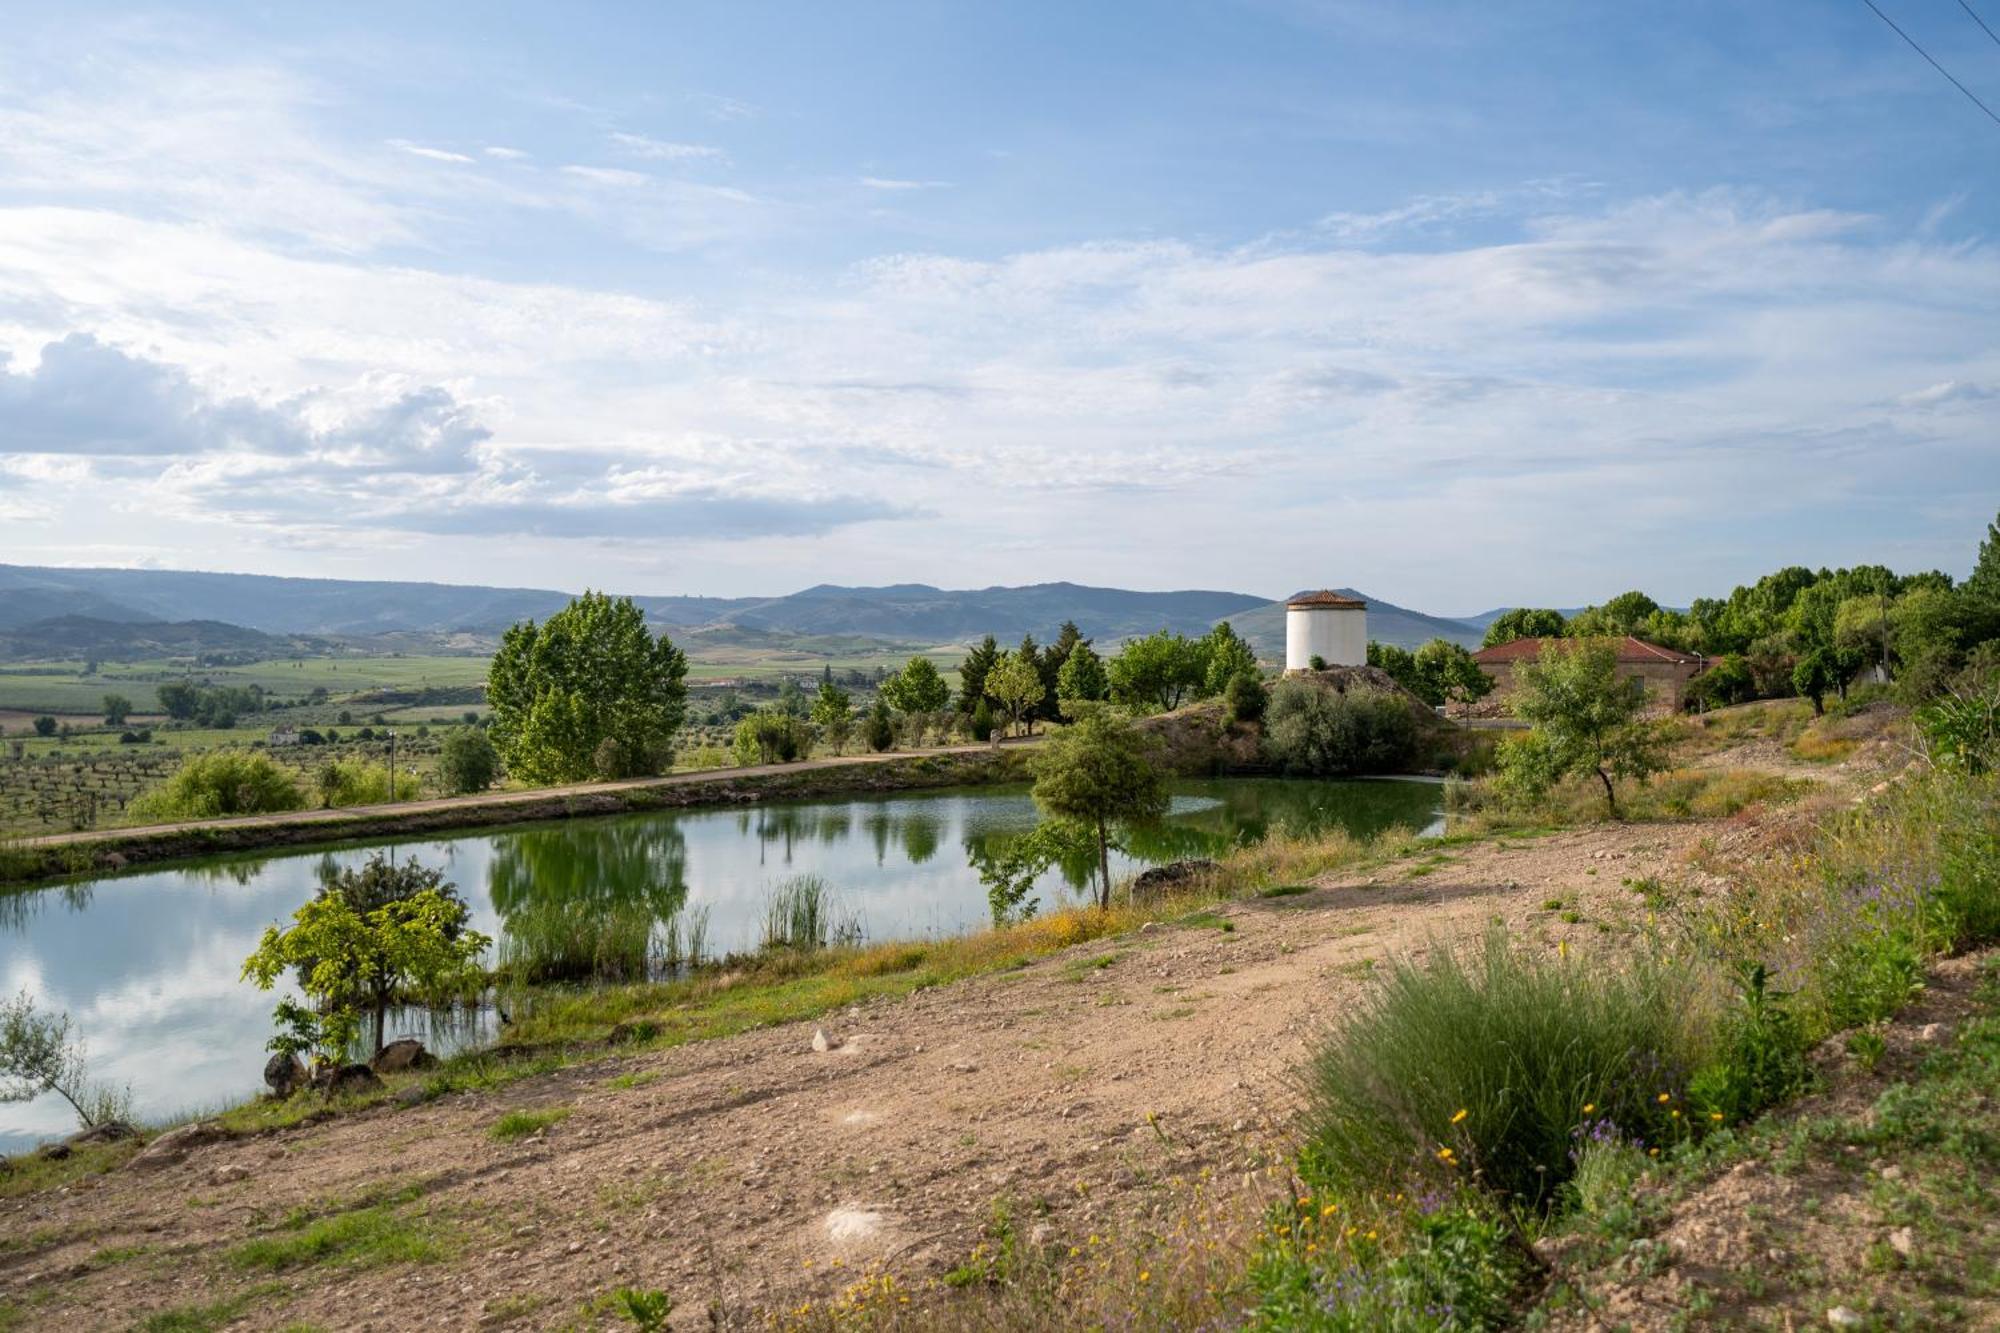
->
[1862, 0, 2000, 129]
[1959, 0, 2000, 52]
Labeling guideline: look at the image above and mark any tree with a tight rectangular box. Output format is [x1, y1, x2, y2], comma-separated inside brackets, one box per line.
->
[1107, 631, 1205, 713]
[775, 679, 807, 718]
[734, 709, 812, 765]
[1412, 638, 1494, 708]
[957, 636, 1001, 714]
[969, 697, 996, 743]
[1967, 509, 2000, 611]
[883, 657, 950, 716]
[31, 715, 56, 737]
[438, 729, 499, 794]
[241, 855, 490, 1062]
[131, 752, 305, 820]
[487, 592, 689, 784]
[1200, 622, 1259, 698]
[102, 694, 132, 727]
[1029, 709, 1168, 910]
[1499, 640, 1670, 816]
[987, 650, 1047, 736]
[1791, 647, 1836, 716]
[866, 699, 896, 752]
[1041, 622, 1087, 716]
[1056, 641, 1109, 714]
[811, 681, 854, 755]
[1481, 608, 1568, 648]
[0, 992, 129, 1128]
[1366, 641, 1421, 695]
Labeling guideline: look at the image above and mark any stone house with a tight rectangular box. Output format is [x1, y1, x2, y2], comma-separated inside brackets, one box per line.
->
[1472, 636, 1708, 714]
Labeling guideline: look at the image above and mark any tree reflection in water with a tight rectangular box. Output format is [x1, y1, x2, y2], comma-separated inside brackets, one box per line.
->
[487, 820, 689, 983]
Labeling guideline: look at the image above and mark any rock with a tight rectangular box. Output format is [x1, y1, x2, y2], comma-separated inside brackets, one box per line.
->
[1918, 1023, 1945, 1043]
[370, 1039, 436, 1075]
[65, 1120, 139, 1148]
[1880, 1164, 1903, 1182]
[1888, 1226, 1916, 1260]
[128, 1121, 227, 1172]
[33, 1141, 72, 1161]
[310, 1063, 383, 1096]
[1131, 859, 1220, 899]
[812, 1027, 842, 1053]
[209, 1163, 251, 1185]
[264, 1052, 307, 1099]
[1827, 1307, 1866, 1329]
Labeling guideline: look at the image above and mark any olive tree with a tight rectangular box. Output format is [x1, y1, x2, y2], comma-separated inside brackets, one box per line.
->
[487, 591, 688, 784]
[1498, 639, 1670, 816]
[0, 992, 129, 1128]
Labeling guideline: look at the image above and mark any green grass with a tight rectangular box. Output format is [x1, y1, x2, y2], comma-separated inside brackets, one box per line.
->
[1257, 883, 1314, 898]
[131, 1285, 285, 1333]
[227, 1202, 452, 1273]
[488, 1106, 573, 1141]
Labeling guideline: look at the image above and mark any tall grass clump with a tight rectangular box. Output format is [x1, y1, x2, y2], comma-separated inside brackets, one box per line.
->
[761, 874, 859, 953]
[1297, 930, 1705, 1211]
[129, 751, 305, 820]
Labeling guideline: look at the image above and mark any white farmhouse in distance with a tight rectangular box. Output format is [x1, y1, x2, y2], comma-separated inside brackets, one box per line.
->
[1284, 591, 1368, 671]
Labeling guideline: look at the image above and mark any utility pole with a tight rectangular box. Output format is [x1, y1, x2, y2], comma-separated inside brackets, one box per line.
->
[386, 729, 396, 805]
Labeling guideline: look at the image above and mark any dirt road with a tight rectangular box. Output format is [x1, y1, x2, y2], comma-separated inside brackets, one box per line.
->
[3, 816, 1734, 1330]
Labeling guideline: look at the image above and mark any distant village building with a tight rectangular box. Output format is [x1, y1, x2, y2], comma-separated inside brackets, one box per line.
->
[1285, 591, 1368, 672]
[268, 725, 301, 747]
[1472, 636, 1707, 713]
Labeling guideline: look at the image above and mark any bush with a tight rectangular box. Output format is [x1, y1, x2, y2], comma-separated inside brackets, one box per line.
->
[131, 751, 306, 820]
[869, 700, 898, 752]
[312, 760, 421, 808]
[31, 715, 56, 737]
[1261, 679, 1418, 776]
[1686, 962, 1810, 1123]
[1296, 930, 1702, 1210]
[969, 697, 995, 743]
[438, 729, 498, 794]
[1224, 670, 1268, 724]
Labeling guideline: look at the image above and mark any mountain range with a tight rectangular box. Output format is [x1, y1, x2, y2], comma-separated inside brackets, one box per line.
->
[0, 564, 1488, 656]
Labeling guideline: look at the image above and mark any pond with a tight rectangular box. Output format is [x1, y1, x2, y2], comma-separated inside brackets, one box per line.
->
[0, 777, 1440, 1151]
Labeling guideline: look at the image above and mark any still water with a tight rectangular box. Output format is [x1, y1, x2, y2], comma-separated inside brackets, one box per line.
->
[0, 777, 1439, 1150]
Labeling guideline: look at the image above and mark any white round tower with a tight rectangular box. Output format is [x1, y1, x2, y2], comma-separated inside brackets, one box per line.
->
[1285, 591, 1368, 671]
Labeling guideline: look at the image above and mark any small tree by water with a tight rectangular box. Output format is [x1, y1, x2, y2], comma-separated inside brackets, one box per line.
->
[241, 855, 490, 1063]
[1029, 709, 1168, 910]
[0, 992, 130, 1128]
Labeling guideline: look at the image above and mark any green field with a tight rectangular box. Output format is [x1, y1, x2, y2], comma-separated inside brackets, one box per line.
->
[0, 655, 493, 717]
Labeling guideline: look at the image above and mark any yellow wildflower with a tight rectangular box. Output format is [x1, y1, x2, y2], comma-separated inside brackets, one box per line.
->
[1451, 1108, 1469, 1125]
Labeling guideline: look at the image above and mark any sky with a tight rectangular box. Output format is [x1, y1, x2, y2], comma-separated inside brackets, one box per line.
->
[0, 2, 1997, 615]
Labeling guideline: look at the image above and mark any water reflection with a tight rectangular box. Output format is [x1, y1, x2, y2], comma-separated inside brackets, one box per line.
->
[0, 777, 1439, 1151]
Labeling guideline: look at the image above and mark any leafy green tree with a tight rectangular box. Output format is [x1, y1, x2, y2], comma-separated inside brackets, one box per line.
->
[1499, 640, 1670, 816]
[1569, 591, 1659, 638]
[31, 715, 56, 737]
[1041, 622, 1087, 714]
[241, 855, 489, 1062]
[1200, 622, 1258, 697]
[811, 680, 854, 755]
[438, 729, 499, 794]
[1366, 641, 1422, 695]
[487, 592, 688, 784]
[883, 656, 950, 716]
[775, 679, 807, 718]
[1481, 608, 1568, 648]
[734, 709, 812, 765]
[969, 697, 996, 743]
[131, 752, 305, 820]
[1056, 641, 1109, 714]
[987, 650, 1047, 736]
[866, 699, 896, 752]
[1412, 638, 1493, 708]
[101, 694, 132, 727]
[1107, 630, 1205, 713]
[957, 636, 1000, 714]
[1967, 509, 2000, 611]
[1029, 709, 1168, 910]
[1791, 646, 1836, 716]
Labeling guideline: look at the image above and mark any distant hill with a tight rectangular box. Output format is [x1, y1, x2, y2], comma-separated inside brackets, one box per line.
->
[0, 566, 1270, 644]
[0, 616, 295, 662]
[1224, 590, 1485, 655]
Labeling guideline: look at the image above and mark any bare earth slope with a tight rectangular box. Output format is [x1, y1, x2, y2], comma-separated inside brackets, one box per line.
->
[4, 818, 1732, 1330]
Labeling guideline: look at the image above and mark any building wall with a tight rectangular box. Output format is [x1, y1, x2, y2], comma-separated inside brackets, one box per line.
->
[1286, 607, 1368, 670]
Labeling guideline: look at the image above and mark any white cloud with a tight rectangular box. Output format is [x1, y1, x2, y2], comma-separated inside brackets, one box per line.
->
[609, 132, 727, 162]
[859, 176, 950, 191]
[561, 164, 650, 188]
[388, 138, 474, 164]
[483, 145, 529, 160]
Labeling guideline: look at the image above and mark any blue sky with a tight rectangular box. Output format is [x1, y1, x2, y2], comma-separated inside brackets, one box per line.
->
[0, 2, 1996, 613]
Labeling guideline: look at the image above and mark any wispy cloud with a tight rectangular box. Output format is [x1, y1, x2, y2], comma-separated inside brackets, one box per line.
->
[860, 176, 951, 192]
[561, 164, 650, 187]
[609, 132, 727, 162]
[482, 145, 529, 160]
[388, 138, 473, 164]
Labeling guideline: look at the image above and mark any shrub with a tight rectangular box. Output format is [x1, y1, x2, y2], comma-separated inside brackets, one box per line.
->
[1262, 679, 1418, 776]
[131, 751, 305, 820]
[438, 729, 498, 794]
[968, 698, 995, 743]
[31, 715, 56, 737]
[1296, 930, 1702, 1210]
[1686, 962, 1810, 1123]
[1224, 670, 1268, 724]
[313, 760, 421, 808]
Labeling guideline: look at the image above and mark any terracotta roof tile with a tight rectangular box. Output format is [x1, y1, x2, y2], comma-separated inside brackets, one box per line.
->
[1286, 590, 1367, 609]
[1472, 635, 1703, 666]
